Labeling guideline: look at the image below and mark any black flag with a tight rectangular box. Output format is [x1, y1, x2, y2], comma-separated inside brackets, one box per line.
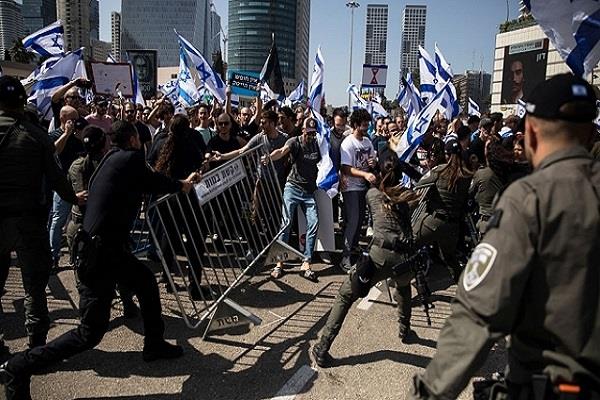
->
[259, 33, 286, 97]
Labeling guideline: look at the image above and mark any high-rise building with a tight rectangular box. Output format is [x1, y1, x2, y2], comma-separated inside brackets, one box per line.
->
[0, 0, 23, 61]
[121, 0, 211, 67]
[89, 0, 99, 41]
[56, 0, 91, 57]
[22, 0, 56, 36]
[111, 11, 120, 61]
[400, 4, 426, 78]
[210, 8, 221, 58]
[364, 4, 388, 65]
[228, 0, 310, 95]
[453, 70, 492, 113]
[91, 38, 111, 62]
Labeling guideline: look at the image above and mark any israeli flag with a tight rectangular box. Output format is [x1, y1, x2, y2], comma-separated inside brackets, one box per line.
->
[260, 82, 278, 103]
[418, 46, 438, 104]
[106, 54, 117, 63]
[285, 79, 305, 105]
[176, 48, 199, 108]
[439, 82, 461, 120]
[22, 20, 64, 58]
[516, 98, 527, 118]
[369, 100, 389, 118]
[124, 54, 145, 107]
[524, 0, 600, 77]
[347, 84, 367, 107]
[27, 48, 86, 120]
[468, 97, 481, 117]
[398, 73, 423, 119]
[308, 47, 325, 111]
[395, 81, 453, 162]
[311, 110, 338, 198]
[159, 79, 181, 108]
[175, 30, 226, 103]
[434, 43, 453, 90]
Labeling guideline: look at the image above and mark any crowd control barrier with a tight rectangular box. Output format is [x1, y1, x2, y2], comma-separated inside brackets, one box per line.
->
[146, 143, 303, 338]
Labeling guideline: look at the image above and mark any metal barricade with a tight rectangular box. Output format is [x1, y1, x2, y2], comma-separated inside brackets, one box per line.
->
[146, 143, 302, 337]
[130, 196, 152, 255]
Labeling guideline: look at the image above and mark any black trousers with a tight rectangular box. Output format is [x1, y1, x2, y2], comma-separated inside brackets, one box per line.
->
[6, 243, 165, 377]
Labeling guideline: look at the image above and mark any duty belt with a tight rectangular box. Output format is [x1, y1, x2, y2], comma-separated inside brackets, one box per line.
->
[371, 236, 411, 253]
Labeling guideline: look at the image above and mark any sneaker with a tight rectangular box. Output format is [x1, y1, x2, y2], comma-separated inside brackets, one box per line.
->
[311, 344, 333, 368]
[339, 256, 352, 274]
[142, 341, 183, 362]
[366, 226, 374, 237]
[0, 362, 31, 400]
[399, 328, 418, 344]
[319, 252, 332, 264]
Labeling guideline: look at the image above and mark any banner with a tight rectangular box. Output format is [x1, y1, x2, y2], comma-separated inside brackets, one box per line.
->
[361, 64, 388, 88]
[229, 70, 260, 97]
[501, 39, 549, 105]
[89, 62, 134, 97]
[126, 50, 157, 99]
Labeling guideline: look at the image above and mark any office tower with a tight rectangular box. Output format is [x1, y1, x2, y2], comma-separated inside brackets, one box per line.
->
[56, 0, 91, 56]
[89, 0, 99, 41]
[400, 4, 426, 78]
[0, 0, 23, 61]
[210, 7, 221, 58]
[228, 0, 311, 94]
[364, 4, 388, 65]
[111, 11, 120, 61]
[22, 0, 56, 36]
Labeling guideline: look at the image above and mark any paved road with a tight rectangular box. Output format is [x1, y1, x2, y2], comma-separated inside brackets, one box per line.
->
[1, 254, 505, 400]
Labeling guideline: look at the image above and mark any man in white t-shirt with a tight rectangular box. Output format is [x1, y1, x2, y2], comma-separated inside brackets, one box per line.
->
[339, 108, 376, 272]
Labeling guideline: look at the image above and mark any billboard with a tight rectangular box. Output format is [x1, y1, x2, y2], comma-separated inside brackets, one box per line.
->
[361, 64, 388, 88]
[501, 39, 549, 105]
[126, 50, 158, 99]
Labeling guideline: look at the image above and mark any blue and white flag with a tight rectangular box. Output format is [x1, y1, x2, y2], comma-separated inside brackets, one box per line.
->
[159, 79, 181, 107]
[106, 54, 117, 63]
[124, 54, 145, 107]
[516, 98, 527, 118]
[418, 45, 438, 104]
[468, 97, 481, 117]
[260, 82, 278, 104]
[524, 0, 600, 77]
[308, 47, 325, 111]
[176, 47, 199, 108]
[395, 81, 453, 162]
[347, 84, 368, 107]
[594, 100, 600, 129]
[175, 30, 226, 103]
[368, 100, 389, 118]
[22, 20, 64, 58]
[439, 82, 461, 120]
[311, 110, 338, 198]
[285, 79, 305, 106]
[398, 73, 423, 120]
[434, 43, 453, 91]
[27, 48, 86, 120]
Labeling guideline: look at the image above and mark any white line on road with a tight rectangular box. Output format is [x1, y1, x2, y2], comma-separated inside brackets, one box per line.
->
[356, 286, 382, 310]
[268, 365, 316, 400]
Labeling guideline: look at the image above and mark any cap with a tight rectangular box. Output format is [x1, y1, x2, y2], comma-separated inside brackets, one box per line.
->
[82, 126, 106, 154]
[444, 140, 462, 155]
[74, 117, 89, 131]
[303, 117, 318, 133]
[0, 76, 27, 109]
[525, 73, 598, 122]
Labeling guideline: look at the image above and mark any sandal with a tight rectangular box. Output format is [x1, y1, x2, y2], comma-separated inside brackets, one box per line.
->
[270, 265, 283, 279]
[301, 268, 318, 283]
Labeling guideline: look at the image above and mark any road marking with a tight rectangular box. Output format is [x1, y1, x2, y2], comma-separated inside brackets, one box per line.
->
[356, 286, 382, 310]
[269, 364, 316, 400]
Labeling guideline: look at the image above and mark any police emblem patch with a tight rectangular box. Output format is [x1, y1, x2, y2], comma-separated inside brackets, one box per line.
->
[463, 243, 497, 292]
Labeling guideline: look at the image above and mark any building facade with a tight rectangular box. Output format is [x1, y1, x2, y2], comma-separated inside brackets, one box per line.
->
[110, 11, 120, 61]
[89, 0, 99, 41]
[491, 24, 600, 114]
[228, 0, 310, 95]
[364, 4, 388, 65]
[399, 4, 426, 78]
[56, 0, 91, 57]
[22, 0, 56, 36]
[453, 70, 492, 113]
[210, 8, 221, 59]
[121, 0, 212, 67]
[0, 0, 23, 61]
[91, 39, 111, 62]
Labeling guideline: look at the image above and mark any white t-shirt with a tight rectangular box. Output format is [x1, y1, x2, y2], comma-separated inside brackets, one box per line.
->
[340, 133, 375, 192]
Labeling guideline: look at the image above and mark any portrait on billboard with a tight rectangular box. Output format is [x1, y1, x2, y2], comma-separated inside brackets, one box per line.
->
[501, 39, 549, 104]
[126, 50, 158, 99]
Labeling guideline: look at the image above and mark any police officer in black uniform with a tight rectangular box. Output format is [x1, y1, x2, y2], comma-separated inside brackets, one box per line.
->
[410, 74, 600, 400]
[0, 76, 83, 354]
[0, 120, 200, 399]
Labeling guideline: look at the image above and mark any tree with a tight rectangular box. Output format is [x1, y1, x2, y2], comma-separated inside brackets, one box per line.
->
[8, 39, 35, 64]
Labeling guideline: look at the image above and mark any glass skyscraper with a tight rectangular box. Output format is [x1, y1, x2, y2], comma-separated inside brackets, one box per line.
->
[121, 0, 211, 67]
[22, 0, 56, 36]
[228, 0, 310, 94]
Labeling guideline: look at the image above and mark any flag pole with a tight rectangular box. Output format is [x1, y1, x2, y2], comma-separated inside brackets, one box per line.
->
[346, 1, 360, 109]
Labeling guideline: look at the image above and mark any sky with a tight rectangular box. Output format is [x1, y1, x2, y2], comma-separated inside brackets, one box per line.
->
[100, 0, 523, 106]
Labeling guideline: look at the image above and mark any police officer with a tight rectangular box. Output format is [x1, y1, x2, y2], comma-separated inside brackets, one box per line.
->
[0, 76, 83, 353]
[0, 120, 200, 399]
[312, 151, 418, 368]
[412, 140, 473, 282]
[410, 73, 600, 399]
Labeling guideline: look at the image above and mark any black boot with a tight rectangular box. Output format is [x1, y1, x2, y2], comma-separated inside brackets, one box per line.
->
[0, 362, 31, 400]
[0, 342, 10, 364]
[122, 297, 139, 319]
[311, 341, 333, 368]
[399, 326, 417, 344]
[142, 340, 183, 362]
[27, 334, 46, 349]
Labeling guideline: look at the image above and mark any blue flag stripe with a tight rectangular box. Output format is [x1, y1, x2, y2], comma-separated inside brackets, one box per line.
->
[22, 26, 63, 47]
[566, 8, 600, 76]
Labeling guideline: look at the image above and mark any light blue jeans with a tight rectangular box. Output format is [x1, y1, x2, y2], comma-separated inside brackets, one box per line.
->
[280, 183, 319, 262]
[48, 192, 72, 261]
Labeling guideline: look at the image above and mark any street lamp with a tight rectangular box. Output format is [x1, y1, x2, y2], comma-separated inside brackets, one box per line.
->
[346, 1, 360, 108]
